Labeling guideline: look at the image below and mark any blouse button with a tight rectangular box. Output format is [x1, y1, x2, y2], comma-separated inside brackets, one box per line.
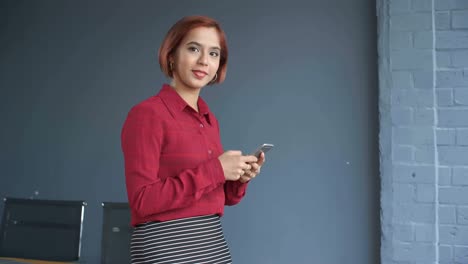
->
[199, 123, 204, 128]
[208, 150, 212, 155]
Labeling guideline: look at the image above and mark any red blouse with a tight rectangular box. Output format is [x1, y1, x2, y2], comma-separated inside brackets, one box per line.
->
[121, 84, 248, 226]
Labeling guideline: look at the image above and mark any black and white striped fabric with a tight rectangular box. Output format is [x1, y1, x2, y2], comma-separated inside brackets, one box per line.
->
[130, 215, 233, 264]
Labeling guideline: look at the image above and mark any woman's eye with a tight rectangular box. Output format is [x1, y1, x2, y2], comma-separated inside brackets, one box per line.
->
[210, 52, 219, 57]
[188, 47, 199, 52]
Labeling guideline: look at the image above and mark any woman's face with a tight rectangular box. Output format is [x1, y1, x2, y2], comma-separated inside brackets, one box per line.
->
[171, 27, 221, 91]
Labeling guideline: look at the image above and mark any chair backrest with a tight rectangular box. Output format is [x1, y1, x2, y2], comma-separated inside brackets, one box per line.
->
[100, 202, 132, 264]
[0, 197, 86, 262]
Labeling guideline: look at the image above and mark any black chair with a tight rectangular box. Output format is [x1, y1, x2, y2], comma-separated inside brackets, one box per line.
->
[100, 202, 132, 264]
[0, 197, 86, 262]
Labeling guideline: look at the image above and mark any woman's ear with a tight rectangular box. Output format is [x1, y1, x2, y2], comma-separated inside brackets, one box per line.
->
[168, 55, 175, 72]
[168, 53, 175, 64]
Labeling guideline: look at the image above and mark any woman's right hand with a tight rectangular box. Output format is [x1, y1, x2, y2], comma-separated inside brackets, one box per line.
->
[218, 151, 258, 181]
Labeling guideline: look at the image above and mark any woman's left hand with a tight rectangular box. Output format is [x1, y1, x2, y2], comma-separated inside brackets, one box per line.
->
[239, 152, 266, 183]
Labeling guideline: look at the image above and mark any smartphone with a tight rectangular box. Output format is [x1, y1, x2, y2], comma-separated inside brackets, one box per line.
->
[251, 143, 274, 158]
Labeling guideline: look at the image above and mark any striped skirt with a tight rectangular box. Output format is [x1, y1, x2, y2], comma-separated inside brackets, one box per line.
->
[130, 215, 233, 264]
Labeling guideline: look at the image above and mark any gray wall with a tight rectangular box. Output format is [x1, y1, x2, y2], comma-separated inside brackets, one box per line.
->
[0, 1, 379, 263]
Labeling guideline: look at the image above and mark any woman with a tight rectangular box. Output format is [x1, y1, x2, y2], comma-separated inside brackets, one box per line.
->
[121, 15, 266, 264]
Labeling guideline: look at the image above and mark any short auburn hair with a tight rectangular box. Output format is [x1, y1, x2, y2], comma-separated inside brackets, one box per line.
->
[158, 15, 228, 84]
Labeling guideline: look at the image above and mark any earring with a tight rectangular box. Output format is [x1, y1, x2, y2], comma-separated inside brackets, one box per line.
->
[210, 73, 218, 84]
[169, 62, 174, 71]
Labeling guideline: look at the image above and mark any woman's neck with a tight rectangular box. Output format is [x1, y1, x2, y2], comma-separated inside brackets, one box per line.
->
[170, 81, 201, 112]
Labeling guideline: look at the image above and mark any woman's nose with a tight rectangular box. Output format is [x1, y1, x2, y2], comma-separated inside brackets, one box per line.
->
[198, 53, 208, 66]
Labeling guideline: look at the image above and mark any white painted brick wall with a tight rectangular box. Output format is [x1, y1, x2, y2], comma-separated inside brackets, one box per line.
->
[393, 241, 436, 262]
[436, 0, 468, 11]
[439, 225, 468, 244]
[454, 89, 468, 104]
[437, 31, 468, 49]
[437, 70, 468, 87]
[451, 50, 468, 67]
[437, 128, 456, 145]
[436, 89, 454, 106]
[412, 0, 432, 11]
[439, 205, 457, 224]
[439, 245, 452, 262]
[452, 10, 468, 28]
[438, 109, 468, 127]
[380, 0, 468, 263]
[413, 71, 433, 88]
[436, 9, 468, 248]
[439, 167, 452, 185]
[392, 13, 433, 31]
[392, 50, 433, 69]
[453, 167, 468, 185]
[457, 129, 468, 144]
[435, 11, 450, 30]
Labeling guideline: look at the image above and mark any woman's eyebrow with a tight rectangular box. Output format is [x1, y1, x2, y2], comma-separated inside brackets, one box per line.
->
[186, 41, 221, 51]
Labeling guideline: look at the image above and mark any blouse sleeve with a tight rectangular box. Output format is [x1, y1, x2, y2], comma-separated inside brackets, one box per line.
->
[224, 180, 249, 205]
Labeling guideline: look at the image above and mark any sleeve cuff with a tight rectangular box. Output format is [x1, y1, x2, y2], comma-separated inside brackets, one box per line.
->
[232, 180, 249, 196]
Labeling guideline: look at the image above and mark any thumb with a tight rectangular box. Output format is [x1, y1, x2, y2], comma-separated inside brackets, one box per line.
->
[258, 152, 266, 165]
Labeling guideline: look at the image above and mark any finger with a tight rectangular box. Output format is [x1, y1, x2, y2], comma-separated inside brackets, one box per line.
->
[250, 163, 260, 171]
[241, 155, 258, 163]
[239, 175, 250, 183]
[243, 170, 254, 177]
[248, 166, 260, 175]
[242, 163, 252, 171]
[241, 173, 255, 182]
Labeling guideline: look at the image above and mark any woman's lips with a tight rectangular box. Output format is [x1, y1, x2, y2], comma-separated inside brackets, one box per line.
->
[192, 70, 208, 79]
